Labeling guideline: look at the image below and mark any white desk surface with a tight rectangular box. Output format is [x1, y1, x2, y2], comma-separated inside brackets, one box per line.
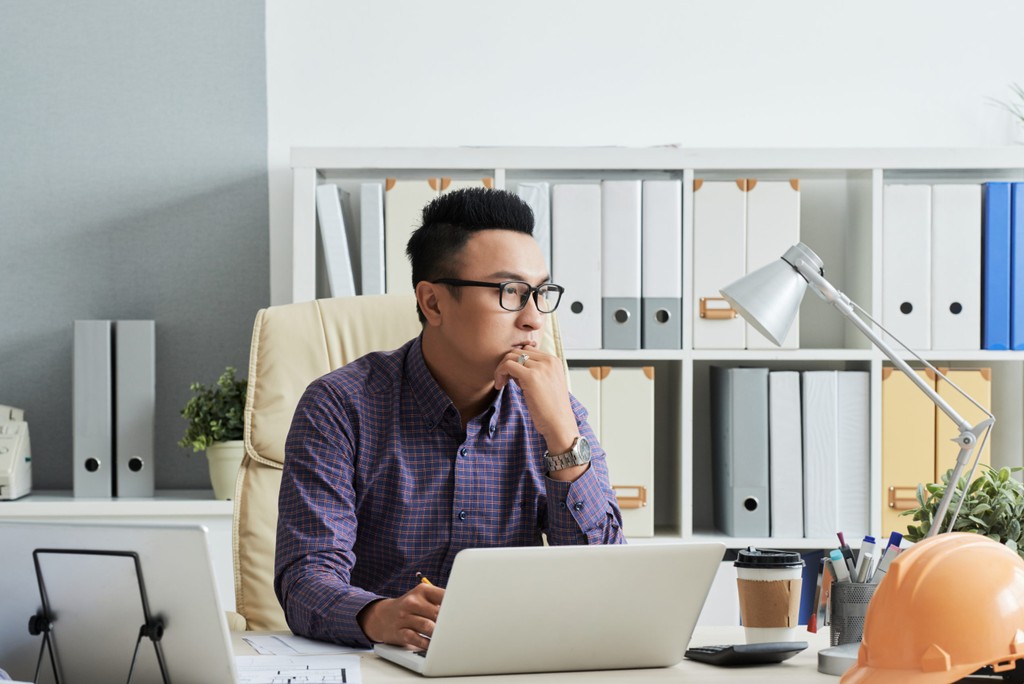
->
[233, 627, 841, 682]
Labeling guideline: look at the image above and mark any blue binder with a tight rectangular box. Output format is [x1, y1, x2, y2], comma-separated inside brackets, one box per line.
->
[983, 183, 1012, 350]
[1012, 183, 1024, 350]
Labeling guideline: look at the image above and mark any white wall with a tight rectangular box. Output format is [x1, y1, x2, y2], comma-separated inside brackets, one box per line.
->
[266, 0, 1024, 305]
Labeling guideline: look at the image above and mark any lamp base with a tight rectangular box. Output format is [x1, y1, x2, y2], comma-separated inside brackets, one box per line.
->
[818, 643, 860, 676]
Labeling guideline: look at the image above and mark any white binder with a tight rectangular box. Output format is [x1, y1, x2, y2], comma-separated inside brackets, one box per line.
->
[693, 180, 747, 349]
[746, 180, 801, 349]
[515, 182, 551, 274]
[802, 371, 838, 539]
[552, 184, 602, 349]
[360, 182, 385, 296]
[315, 184, 356, 297]
[115, 320, 155, 498]
[600, 180, 642, 349]
[931, 184, 982, 350]
[641, 180, 683, 349]
[836, 371, 870, 538]
[768, 371, 803, 538]
[384, 179, 439, 294]
[601, 366, 655, 537]
[882, 184, 932, 350]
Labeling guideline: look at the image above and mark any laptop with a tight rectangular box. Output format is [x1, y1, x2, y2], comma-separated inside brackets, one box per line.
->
[374, 542, 726, 677]
[0, 521, 238, 683]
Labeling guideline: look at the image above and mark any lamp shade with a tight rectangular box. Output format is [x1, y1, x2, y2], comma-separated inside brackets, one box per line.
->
[720, 255, 809, 346]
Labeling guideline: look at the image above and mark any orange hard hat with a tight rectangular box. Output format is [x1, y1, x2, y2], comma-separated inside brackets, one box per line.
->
[842, 532, 1024, 683]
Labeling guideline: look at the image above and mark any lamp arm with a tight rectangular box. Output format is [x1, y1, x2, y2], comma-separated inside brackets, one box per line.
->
[792, 258, 994, 536]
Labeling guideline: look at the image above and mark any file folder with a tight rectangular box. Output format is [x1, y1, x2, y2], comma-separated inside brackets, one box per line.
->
[601, 366, 655, 537]
[552, 184, 602, 349]
[567, 367, 604, 443]
[746, 180, 801, 349]
[73, 320, 113, 498]
[360, 182, 385, 295]
[693, 181, 746, 349]
[1012, 183, 1024, 349]
[384, 179, 440, 294]
[115, 320, 155, 498]
[768, 371, 803, 538]
[881, 368, 936, 536]
[710, 366, 769, 537]
[641, 180, 682, 349]
[882, 184, 931, 350]
[315, 184, 356, 297]
[983, 182, 1012, 350]
[802, 371, 838, 539]
[934, 368, 991, 483]
[836, 371, 869, 538]
[931, 184, 982, 351]
[600, 181, 642, 349]
[515, 182, 551, 274]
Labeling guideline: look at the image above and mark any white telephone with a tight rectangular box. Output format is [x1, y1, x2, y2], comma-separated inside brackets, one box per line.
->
[0, 405, 31, 500]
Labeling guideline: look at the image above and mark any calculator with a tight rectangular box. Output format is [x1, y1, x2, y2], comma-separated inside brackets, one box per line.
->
[684, 641, 808, 666]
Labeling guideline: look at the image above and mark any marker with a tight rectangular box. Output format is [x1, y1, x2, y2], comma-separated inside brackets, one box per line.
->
[886, 531, 903, 550]
[829, 550, 852, 583]
[854, 553, 874, 583]
[870, 545, 901, 583]
[837, 532, 856, 575]
[853, 535, 877, 582]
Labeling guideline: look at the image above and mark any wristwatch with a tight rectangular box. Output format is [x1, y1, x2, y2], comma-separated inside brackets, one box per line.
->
[543, 436, 591, 472]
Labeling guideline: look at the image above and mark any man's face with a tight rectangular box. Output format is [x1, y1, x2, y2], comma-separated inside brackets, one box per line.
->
[434, 229, 550, 372]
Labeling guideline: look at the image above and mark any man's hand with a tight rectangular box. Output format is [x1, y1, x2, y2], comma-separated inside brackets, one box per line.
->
[357, 583, 445, 650]
[495, 347, 579, 458]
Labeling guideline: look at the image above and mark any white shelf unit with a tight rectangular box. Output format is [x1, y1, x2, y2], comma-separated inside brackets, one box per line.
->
[290, 147, 1024, 550]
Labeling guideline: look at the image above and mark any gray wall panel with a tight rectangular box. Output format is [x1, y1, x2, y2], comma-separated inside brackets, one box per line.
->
[0, 1, 269, 490]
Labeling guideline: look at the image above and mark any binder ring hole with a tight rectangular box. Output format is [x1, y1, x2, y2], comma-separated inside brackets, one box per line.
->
[614, 309, 630, 324]
[571, 301, 584, 314]
[85, 458, 100, 473]
[743, 497, 759, 512]
[900, 302, 913, 314]
[655, 309, 671, 324]
[128, 457, 144, 472]
[950, 302, 962, 315]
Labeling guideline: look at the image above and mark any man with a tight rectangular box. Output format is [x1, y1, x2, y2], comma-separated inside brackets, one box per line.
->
[275, 188, 624, 650]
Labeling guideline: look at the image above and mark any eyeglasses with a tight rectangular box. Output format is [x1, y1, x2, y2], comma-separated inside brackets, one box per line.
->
[430, 278, 565, 313]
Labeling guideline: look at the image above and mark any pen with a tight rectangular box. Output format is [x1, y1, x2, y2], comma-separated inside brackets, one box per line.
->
[837, 532, 856, 575]
[829, 550, 852, 583]
[886, 531, 903, 551]
[853, 535, 876, 581]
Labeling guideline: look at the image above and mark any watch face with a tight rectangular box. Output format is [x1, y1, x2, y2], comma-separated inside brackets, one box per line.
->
[575, 436, 591, 462]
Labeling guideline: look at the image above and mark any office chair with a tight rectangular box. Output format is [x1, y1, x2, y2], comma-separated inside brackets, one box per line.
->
[229, 294, 567, 631]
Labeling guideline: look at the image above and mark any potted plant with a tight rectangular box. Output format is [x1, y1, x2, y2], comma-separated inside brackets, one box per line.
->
[903, 464, 1024, 560]
[179, 366, 247, 500]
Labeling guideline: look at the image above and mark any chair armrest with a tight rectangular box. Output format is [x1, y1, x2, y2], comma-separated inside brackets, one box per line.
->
[225, 610, 249, 632]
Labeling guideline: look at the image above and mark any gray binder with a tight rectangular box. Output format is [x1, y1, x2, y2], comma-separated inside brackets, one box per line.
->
[115, 320, 156, 497]
[642, 298, 681, 349]
[641, 180, 683, 349]
[710, 366, 770, 537]
[603, 298, 641, 349]
[73, 320, 113, 498]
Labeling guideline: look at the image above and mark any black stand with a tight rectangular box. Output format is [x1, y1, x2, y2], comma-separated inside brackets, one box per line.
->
[28, 548, 170, 684]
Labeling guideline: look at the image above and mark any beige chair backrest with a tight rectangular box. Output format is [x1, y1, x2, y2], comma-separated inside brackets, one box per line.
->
[232, 294, 566, 631]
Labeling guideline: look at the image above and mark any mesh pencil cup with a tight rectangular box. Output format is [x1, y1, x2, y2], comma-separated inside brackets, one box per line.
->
[829, 581, 878, 646]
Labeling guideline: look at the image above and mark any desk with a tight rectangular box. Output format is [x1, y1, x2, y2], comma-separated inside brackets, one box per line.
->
[234, 627, 841, 682]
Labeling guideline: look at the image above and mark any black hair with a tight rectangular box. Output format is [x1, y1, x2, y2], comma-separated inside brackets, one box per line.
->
[406, 187, 535, 323]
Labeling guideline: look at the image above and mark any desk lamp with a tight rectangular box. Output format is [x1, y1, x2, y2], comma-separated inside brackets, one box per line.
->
[720, 242, 996, 677]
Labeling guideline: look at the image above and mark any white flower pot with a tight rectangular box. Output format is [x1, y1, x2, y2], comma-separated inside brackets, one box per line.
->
[206, 440, 244, 500]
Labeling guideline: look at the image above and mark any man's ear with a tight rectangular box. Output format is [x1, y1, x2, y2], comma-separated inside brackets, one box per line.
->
[415, 281, 443, 327]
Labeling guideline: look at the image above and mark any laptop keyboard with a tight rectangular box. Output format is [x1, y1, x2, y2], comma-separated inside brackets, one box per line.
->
[415, 650, 427, 658]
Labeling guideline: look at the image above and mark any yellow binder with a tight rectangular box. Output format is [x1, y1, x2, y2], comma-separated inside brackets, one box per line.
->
[881, 368, 937, 535]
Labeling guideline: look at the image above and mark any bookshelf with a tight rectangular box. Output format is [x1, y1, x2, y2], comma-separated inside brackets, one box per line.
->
[290, 147, 1024, 550]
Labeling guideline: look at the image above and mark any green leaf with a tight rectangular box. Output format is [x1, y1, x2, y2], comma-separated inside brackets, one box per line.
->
[177, 366, 247, 453]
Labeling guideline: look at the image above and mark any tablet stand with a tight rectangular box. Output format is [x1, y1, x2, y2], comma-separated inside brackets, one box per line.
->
[28, 549, 169, 684]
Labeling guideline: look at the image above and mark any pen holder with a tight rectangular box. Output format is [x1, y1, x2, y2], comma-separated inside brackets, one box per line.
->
[828, 581, 878, 646]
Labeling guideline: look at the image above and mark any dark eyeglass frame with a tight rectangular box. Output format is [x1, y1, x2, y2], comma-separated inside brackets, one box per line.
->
[430, 278, 565, 313]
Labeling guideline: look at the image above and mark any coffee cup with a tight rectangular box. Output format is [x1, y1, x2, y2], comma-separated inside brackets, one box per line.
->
[735, 547, 804, 643]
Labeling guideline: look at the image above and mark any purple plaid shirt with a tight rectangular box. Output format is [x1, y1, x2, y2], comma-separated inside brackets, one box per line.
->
[274, 335, 624, 647]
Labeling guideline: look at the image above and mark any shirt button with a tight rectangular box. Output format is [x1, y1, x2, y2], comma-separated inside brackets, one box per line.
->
[458, 510, 467, 520]
[459, 447, 468, 458]
[488, 425, 496, 436]
[559, 501, 567, 509]
[573, 502, 583, 512]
